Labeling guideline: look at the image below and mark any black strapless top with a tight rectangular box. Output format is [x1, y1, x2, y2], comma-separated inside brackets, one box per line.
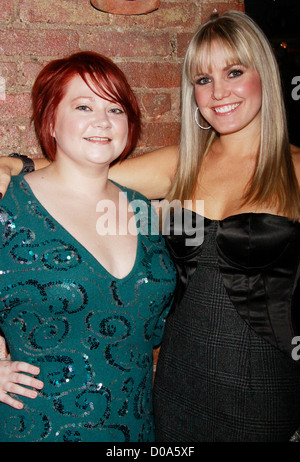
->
[164, 211, 300, 359]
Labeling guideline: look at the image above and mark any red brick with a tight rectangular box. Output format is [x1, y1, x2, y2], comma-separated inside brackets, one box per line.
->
[177, 32, 195, 58]
[138, 92, 172, 121]
[0, 62, 18, 88]
[0, 93, 31, 119]
[20, 123, 42, 157]
[0, 121, 41, 157]
[0, 123, 23, 155]
[150, 1, 199, 28]
[111, 1, 200, 29]
[0, 0, 14, 22]
[20, 0, 110, 26]
[79, 31, 170, 58]
[20, 62, 44, 87]
[119, 62, 181, 88]
[0, 29, 79, 57]
[138, 122, 180, 148]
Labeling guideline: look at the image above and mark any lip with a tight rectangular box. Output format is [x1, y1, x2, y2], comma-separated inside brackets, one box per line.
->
[84, 136, 111, 143]
[211, 102, 241, 116]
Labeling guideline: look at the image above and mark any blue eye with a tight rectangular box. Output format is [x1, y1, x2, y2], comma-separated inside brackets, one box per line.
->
[76, 105, 91, 111]
[229, 69, 243, 78]
[196, 76, 211, 85]
[109, 107, 124, 114]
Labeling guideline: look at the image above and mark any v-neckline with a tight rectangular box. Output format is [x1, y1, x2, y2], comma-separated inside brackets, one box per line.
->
[21, 176, 141, 281]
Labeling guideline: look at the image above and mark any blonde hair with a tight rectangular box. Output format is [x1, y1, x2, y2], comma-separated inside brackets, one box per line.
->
[168, 10, 299, 220]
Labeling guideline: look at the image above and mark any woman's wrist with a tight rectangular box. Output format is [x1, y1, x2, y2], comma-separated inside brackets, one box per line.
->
[8, 153, 35, 174]
[0, 154, 25, 176]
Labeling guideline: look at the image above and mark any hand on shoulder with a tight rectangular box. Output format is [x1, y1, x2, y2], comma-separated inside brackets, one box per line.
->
[0, 157, 15, 198]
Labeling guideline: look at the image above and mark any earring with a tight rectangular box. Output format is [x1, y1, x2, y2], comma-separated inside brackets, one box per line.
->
[194, 107, 211, 130]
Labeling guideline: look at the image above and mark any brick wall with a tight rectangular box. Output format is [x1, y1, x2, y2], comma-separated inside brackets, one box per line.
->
[0, 0, 244, 159]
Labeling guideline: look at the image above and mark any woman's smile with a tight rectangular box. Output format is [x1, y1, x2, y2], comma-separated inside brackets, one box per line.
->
[211, 102, 241, 115]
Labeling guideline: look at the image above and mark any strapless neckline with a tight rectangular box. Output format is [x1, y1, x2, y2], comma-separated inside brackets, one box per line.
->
[164, 208, 300, 359]
[181, 209, 297, 224]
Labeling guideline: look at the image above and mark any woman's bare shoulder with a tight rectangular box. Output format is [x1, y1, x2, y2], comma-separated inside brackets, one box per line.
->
[291, 144, 300, 156]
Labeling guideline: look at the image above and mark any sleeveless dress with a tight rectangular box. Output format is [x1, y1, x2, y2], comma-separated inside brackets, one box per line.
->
[153, 210, 300, 442]
[0, 176, 176, 442]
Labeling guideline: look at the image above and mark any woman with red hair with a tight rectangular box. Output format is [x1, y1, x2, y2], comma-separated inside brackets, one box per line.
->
[0, 51, 176, 442]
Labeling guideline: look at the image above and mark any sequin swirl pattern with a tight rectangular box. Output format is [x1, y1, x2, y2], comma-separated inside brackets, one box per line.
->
[0, 176, 176, 442]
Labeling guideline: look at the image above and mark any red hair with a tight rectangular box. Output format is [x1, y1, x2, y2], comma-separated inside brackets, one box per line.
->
[31, 51, 141, 161]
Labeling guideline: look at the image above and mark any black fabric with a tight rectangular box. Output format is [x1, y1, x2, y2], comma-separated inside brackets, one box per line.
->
[164, 211, 300, 358]
[154, 212, 300, 442]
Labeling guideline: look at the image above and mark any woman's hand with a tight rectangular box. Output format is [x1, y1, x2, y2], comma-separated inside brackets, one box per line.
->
[0, 155, 49, 198]
[0, 158, 15, 199]
[0, 360, 44, 409]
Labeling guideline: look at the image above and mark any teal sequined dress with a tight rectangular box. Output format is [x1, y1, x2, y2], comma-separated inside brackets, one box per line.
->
[0, 176, 176, 442]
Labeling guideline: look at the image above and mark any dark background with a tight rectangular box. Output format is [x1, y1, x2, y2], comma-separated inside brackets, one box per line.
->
[244, 0, 300, 147]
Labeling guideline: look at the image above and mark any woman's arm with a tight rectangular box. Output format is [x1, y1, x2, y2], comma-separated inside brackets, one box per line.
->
[110, 145, 178, 199]
[0, 156, 49, 197]
[0, 145, 178, 199]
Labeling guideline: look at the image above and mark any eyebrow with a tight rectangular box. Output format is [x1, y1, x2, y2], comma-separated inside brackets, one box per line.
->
[71, 96, 96, 103]
[224, 62, 244, 70]
[195, 62, 244, 76]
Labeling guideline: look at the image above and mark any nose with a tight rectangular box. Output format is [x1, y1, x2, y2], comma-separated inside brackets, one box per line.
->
[93, 110, 111, 128]
[212, 79, 230, 101]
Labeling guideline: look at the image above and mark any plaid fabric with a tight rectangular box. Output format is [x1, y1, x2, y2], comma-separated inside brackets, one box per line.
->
[153, 221, 300, 442]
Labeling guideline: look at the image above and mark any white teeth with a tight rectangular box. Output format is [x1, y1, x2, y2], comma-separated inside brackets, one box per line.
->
[85, 137, 110, 141]
[213, 103, 240, 113]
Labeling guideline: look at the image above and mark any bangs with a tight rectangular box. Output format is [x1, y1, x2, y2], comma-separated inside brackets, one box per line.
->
[81, 71, 123, 108]
[187, 35, 255, 83]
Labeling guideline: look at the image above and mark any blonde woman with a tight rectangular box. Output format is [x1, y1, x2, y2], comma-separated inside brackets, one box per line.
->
[1, 11, 300, 441]
[152, 11, 300, 442]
